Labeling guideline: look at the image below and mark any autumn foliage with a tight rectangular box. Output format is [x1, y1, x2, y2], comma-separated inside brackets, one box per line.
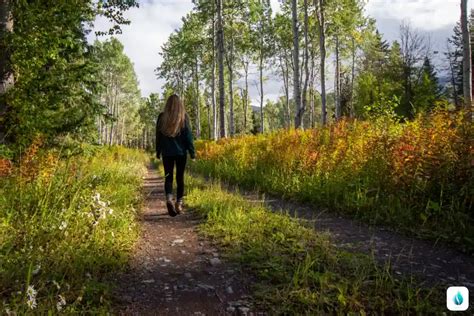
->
[193, 111, 474, 251]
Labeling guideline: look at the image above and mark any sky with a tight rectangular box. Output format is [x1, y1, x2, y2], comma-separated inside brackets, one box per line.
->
[89, 0, 474, 104]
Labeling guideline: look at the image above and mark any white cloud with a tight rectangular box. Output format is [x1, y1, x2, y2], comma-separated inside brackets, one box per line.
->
[366, 0, 473, 32]
[88, 0, 194, 97]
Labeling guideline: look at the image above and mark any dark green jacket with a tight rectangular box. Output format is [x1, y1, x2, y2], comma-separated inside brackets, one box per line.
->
[156, 113, 195, 159]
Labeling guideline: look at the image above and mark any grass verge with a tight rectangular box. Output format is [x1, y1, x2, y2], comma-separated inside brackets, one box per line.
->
[186, 175, 442, 314]
[0, 145, 147, 314]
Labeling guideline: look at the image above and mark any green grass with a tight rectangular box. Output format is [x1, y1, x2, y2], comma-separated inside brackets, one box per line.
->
[0, 146, 147, 314]
[186, 175, 443, 314]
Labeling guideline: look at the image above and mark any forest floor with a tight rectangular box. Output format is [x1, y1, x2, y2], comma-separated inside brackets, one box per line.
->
[112, 165, 473, 315]
[112, 166, 261, 315]
[235, 187, 474, 288]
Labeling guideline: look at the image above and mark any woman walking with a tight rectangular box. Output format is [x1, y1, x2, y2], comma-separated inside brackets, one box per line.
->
[156, 94, 195, 217]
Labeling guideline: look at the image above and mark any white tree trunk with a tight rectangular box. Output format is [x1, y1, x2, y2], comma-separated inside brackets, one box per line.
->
[292, 0, 302, 128]
[217, 0, 226, 138]
[461, 0, 472, 110]
[315, 0, 327, 125]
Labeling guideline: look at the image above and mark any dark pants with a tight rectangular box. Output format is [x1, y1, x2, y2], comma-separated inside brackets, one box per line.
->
[162, 155, 187, 200]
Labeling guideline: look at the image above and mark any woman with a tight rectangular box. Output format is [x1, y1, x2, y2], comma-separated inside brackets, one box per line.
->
[156, 94, 195, 217]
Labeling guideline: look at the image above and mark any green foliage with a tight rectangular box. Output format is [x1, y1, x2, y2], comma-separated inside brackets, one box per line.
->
[93, 38, 143, 146]
[0, 146, 146, 313]
[2, 0, 138, 148]
[186, 176, 442, 314]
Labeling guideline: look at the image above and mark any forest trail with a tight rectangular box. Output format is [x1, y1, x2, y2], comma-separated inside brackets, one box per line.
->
[239, 189, 474, 287]
[113, 166, 255, 315]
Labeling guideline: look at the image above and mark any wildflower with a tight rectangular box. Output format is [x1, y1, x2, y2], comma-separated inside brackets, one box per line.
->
[56, 294, 66, 312]
[59, 221, 67, 231]
[26, 285, 37, 309]
[93, 192, 101, 201]
[108, 208, 113, 215]
[32, 264, 41, 276]
[52, 280, 61, 290]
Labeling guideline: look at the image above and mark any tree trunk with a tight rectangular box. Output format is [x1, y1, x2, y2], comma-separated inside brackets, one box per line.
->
[194, 58, 201, 139]
[292, 0, 302, 128]
[315, 0, 327, 125]
[300, 0, 309, 129]
[0, 0, 13, 143]
[243, 59, 249, 132]
[447, 43, 460, 108]
[350, 37, 356, 118]
[461, 0, 472, 110]
[279, 51, 291, 129]
[227, 19, 235, 137]
[309, 43, 316, 128]
[259, 54, 264, 133]
[228, 66, 234, 136]
[211, 11, 218, 140]
[217, 0, 226, 138]
[335, 34, 341, 120]
[207, 92, 211, 139]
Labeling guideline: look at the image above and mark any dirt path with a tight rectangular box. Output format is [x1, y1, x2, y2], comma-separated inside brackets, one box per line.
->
[113, 167, 255, 315]
[240, 190, 474, 288]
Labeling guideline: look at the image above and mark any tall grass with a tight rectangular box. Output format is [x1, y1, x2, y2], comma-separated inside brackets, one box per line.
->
[186, 176, 442, 314]
[0, 144, 147, 314]
[191, 111, 474, 251]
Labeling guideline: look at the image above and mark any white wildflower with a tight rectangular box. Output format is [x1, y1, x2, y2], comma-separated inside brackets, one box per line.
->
[108, 208, 113, 215]
[26, 285, 37, 310]
[32, 264, 41, 276]
[52, 280, 60, 290]
[56, 294, 66, 311]
[93, 192, 101, 201]
[59, 221, 67, 231]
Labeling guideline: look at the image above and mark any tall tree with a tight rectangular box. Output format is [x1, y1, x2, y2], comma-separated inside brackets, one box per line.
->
[315, 0, 327, 125]
[299, 0, 310, 128]
[217, 0, 226, 138]
[461, 0, 472, 110]
[399, 22, 428, 117]
[291, 0, 302, 128]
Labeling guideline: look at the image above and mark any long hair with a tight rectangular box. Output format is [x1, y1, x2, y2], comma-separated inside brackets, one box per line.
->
[159, 94, 186, 137]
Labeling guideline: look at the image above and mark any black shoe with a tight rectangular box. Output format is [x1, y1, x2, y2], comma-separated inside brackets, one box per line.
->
[166, 199, 177, 217]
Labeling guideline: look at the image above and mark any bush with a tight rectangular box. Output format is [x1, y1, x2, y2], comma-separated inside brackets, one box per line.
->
[0, 144, 147, 313]
[192, 110, 474, 252]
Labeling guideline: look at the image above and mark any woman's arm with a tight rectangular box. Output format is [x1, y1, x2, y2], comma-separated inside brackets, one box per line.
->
[184, 114, 195, 159]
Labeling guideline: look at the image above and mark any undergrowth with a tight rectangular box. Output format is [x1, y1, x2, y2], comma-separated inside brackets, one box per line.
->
[186, 175, 442, 314]
[0, 143, 147, 314]
[191, 110, 474, 252]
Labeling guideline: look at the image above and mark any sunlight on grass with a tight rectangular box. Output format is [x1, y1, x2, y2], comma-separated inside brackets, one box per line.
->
[186, 175, 442, 314]
[191, 111, 474, 252]
[0, 145, 147, 314]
